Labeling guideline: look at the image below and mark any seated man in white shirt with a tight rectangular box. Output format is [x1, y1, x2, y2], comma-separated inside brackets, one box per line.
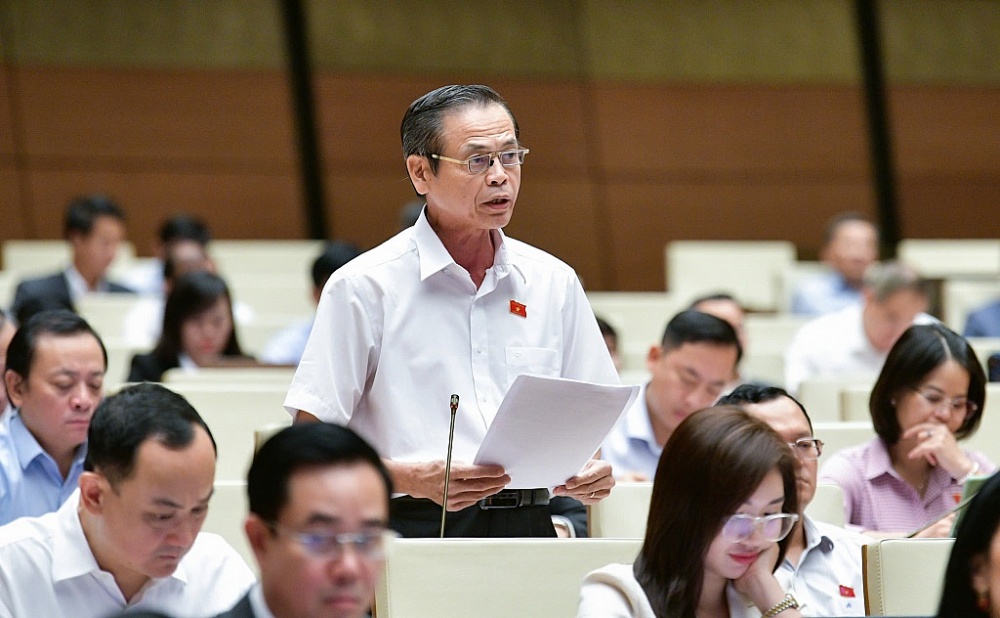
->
[791, 212, 879, 317]
[0, 382, 255, 617]
[601, 310, 741, 481]
[719, 384, 867, 617]
[213, 423, 392, 618]
[784, 261, 933, 395]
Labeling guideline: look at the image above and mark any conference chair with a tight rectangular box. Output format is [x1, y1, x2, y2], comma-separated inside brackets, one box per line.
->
[375, 537, 642, 618]
[812, 422, 876, 463]
[797, 377, 874, 423]
[897, 239, 1000, 278]
[587, 482, 653, 539]
[202, 480, 256, 575]
[862, 538, 953, 616]
[804, 484, 846, 528]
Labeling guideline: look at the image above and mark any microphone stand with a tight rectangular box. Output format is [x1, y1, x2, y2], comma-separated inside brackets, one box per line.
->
[440, 394, 459, 538]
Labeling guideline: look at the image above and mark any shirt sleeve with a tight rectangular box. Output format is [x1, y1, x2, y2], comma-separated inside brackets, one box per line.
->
[578, 567, 642, 618]
[283, 273, 378, 423]
[561, 275, 619, 386]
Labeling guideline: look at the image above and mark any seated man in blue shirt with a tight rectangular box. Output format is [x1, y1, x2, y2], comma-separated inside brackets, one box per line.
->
[0, 310, 106, 524]
[791, 212, 879, 317]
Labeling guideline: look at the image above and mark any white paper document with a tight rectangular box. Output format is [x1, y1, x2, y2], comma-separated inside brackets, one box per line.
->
[473, 375, 640, 488]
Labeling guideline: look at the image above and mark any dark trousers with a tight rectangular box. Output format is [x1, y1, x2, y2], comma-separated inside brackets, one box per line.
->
[390, 496, 557, 538]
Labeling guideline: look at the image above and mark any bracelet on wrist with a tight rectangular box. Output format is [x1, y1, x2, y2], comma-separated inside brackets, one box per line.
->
[958, 461, 981, 485]
[762, 593, 799, 618]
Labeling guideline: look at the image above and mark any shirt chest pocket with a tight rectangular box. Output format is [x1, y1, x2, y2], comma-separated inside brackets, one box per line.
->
[506, 346, 560, 386]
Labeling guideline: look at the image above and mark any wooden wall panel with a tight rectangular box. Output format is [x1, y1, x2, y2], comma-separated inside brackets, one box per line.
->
[890, 86, 1000, 175]
[0, 169, 27, 247]
[25, 170, 304, 251]
[0, 68, 15, 159]
[323, 171, 421, 250]
[897, 179, 1000, 239]
[16, 66, 295, 165]
[503, 179, 604, 290]
[590, 84, 870, 177]
[605, 181, 875, 291]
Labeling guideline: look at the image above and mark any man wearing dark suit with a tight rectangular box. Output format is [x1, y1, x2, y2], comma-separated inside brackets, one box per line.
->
[11, 195, 133, 324]
[213, 423, 394, 618]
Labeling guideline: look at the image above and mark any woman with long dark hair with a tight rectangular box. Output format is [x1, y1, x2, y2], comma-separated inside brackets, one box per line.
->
[579, 406, 801, 617]
[128, 271, 251, 382]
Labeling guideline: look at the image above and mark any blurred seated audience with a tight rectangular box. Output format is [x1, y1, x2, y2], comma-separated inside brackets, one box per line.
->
[785, 261, 933, 395]
[260, 240, 361, 366]
[964, 298, 1000, 339]
[127, 271, 254, 382]
[123, 240, 253, 350]
[820, 323, 994, 538]
[12, 195, 133, 324]
[790, 212, 879, 317]
[122, 213, 212, 295]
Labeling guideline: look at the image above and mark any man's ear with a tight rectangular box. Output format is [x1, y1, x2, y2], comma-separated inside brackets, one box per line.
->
[245, 514, 270, 563]
[405, 155, 433, 196]
[645, 345, 663, 373]
[78, 471, 109, 515]
[4, 370, 26, 408]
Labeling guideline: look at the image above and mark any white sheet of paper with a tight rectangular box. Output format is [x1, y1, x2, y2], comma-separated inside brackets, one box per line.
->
[473, 374, 639, 488]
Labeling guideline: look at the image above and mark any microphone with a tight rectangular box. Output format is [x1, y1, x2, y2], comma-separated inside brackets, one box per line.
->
[440, 394, 460, 538]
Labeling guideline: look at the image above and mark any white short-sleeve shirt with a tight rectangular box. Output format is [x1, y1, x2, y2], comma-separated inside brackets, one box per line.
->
[0, 491, 255, 618]
[284, 212, 619, 466]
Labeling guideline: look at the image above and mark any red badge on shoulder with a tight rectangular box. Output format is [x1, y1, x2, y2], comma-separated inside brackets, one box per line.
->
[509, 299, 527, 318]
[839, 585, 856, 598]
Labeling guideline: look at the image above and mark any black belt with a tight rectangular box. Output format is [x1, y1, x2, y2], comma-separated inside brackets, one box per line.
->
[478, 488, 550, 510]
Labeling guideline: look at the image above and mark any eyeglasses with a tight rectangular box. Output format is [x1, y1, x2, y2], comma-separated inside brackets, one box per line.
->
[721, 513, 799, 543]
[430, 148, 529, 174]
[266, 522, 398, 561]
[911, 388, 978, 416]
[786, 438, 824, 461]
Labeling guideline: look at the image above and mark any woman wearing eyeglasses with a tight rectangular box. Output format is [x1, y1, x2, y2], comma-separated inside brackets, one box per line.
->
[819, 323, 994, 537]
[579, 406, 802, 618]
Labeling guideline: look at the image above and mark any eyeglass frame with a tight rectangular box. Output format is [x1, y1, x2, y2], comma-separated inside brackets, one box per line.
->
[786, 437, 824, 461]
[910, 387, 978, 416]
[429, 148, 530, 174]
[265, 521, 399, 561]
[720, 512, 800, 544]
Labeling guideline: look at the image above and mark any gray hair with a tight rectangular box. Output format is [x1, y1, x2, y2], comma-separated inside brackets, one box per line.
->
[863, 261, 927, 302]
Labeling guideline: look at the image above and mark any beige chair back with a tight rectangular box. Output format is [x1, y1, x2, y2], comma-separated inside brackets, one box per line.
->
[375, 538, 642, 618]
[862, 538, 953, 616]
[804, 483, 846, 528]
[201, 480, 256, 575]
[588, 482, 653, 538]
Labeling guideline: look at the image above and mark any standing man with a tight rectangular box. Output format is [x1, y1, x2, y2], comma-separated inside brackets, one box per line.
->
[791, 212, 879, 317]
[719, 384, 866, 617]
[601, 310, 741, 481]
[11, 195, 133, 324]
[0, 382, 254, 617]
[285, 85, 618, 537]
[0, 310, 106, 524]
[214, 423, 393, 618]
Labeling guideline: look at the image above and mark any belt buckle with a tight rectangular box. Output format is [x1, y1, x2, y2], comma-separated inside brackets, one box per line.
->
[479, 490, 521, 510]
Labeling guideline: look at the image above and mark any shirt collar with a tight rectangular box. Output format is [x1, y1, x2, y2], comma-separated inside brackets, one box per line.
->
[800, 515, 835, 555]
[413, 207, 524, 284]
[862, 437, 895, 481]
[64, 265, 112, 298]
[51, 491, 102, 582]
[250, 583, 277, 618]
[9, 411, 87, 472]
[625, 383, 658, 448]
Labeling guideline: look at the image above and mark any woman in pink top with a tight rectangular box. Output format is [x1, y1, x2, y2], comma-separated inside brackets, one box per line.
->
[820, 323, 994, 537]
